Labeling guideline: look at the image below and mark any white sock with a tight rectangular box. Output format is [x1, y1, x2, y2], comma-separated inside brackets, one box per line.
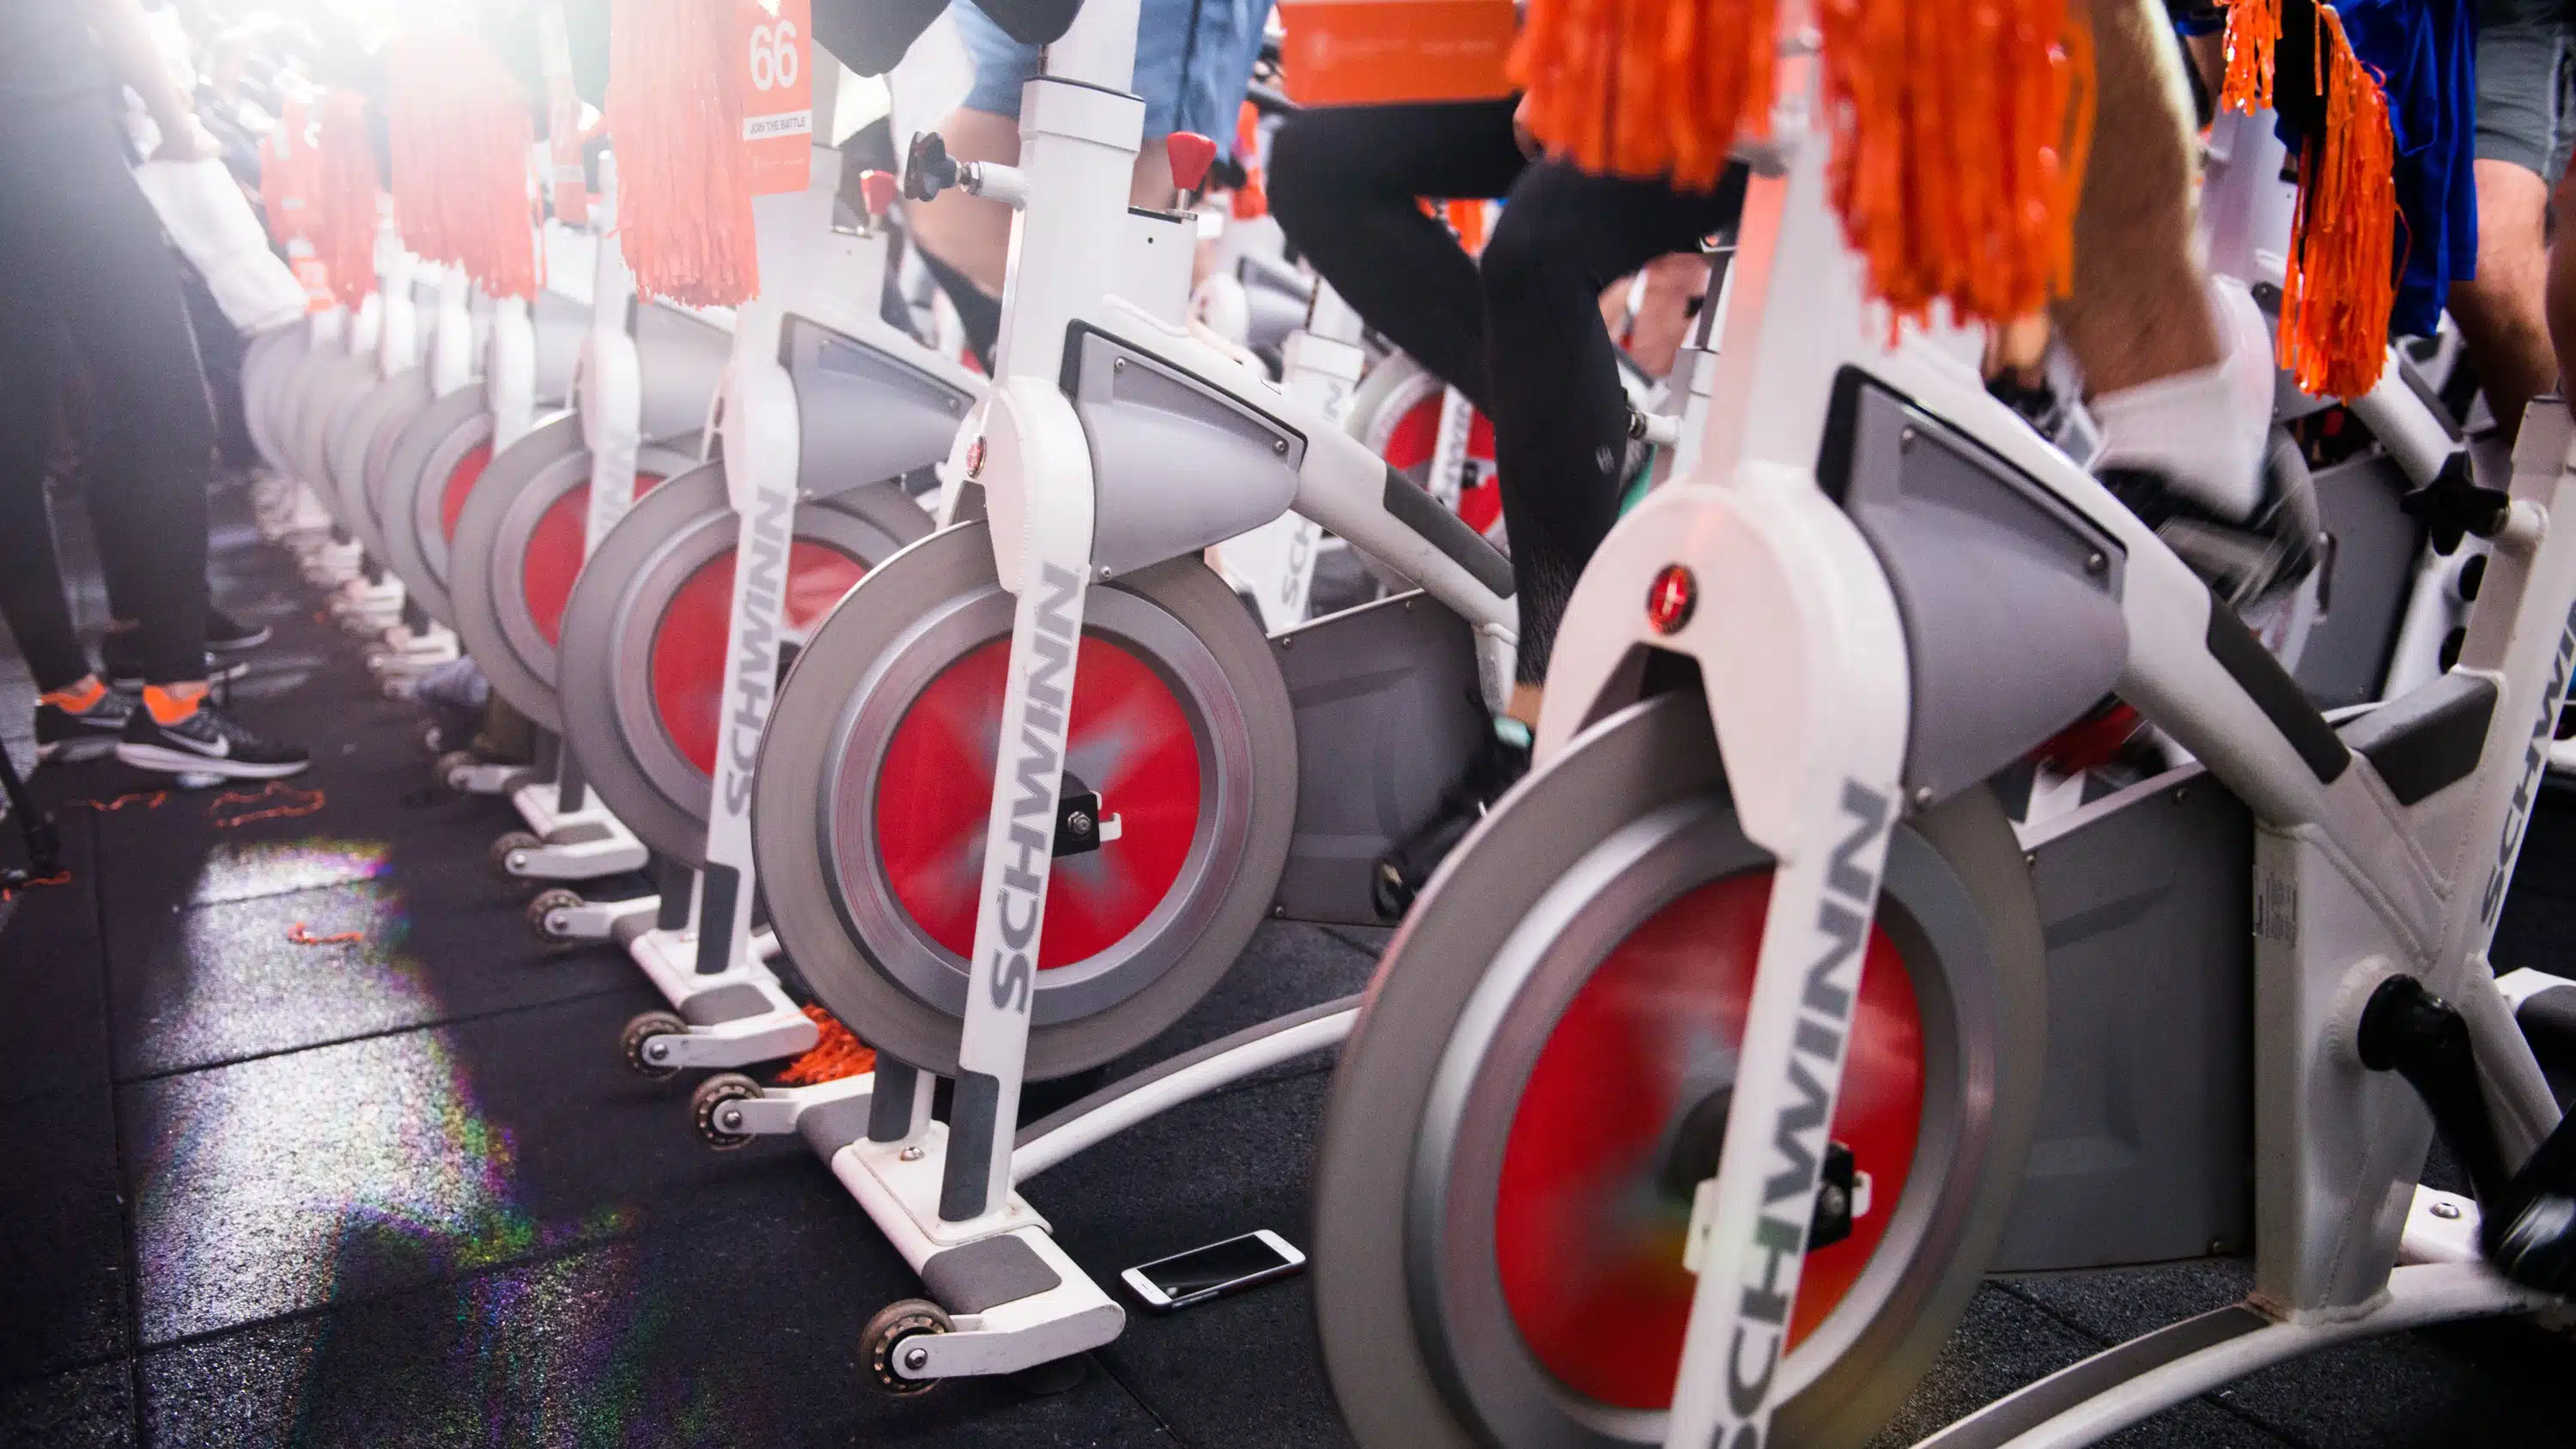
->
[2090, 279, 2272, 521]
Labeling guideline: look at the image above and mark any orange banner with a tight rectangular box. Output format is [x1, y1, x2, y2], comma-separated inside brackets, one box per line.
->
[1279, 0, 1517, 107]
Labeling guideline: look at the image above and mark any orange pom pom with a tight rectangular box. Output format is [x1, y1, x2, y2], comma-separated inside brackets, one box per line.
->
[1507, 0, 2089, 330]
[386, 28, 539, 300]
[2275, 5, 2397, 399]
[2219, 0, 2280, 112]
[775, 1004, 878, 1086]
[606, 0, 761, 307]
[1818, 0, 2093, 332]
[1511, 0, 1776, 191]
[312, 90, 382, 312]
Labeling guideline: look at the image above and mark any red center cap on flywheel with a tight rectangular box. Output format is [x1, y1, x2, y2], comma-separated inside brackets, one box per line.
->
[1646, 564, 1697, 635]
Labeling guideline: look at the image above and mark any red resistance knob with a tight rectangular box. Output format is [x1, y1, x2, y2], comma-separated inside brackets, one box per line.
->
[860, 168, 900, 219]
[1165, 131, 1219, 195]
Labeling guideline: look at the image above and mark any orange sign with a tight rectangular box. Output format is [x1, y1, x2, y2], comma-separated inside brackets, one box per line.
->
[1279, 0, 1518, 107]
[739, 0, 814, 196]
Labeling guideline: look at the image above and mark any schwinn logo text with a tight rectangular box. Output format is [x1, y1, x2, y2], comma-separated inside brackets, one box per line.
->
[1721, 779, 1890, 1447]
[2482, 600, 2576, 924]
[987, 565, 1083, 1016]
[720, 487, 796, 815]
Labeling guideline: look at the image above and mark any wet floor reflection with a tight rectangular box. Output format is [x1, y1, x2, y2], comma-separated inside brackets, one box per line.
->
[186, 838, 391, 907]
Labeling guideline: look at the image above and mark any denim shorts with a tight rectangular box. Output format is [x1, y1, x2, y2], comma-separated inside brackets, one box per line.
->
[2477, 0, 2576, 180]
[953, 0, 1273, 146]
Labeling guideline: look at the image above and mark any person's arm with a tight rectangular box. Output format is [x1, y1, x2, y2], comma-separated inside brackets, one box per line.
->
[86, 0, 216, 160]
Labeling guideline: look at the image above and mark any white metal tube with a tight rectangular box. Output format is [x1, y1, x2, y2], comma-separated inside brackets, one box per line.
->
[1012, 1008, 1356, 1182]
[1928, 1264, 2537, 1449]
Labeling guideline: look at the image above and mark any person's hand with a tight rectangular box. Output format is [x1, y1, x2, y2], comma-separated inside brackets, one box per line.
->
[152, 115, 222, 164]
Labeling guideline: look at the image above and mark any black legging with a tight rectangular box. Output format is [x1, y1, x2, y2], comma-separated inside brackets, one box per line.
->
[1269, 100, 1744, 683]
[0, 94, 215, 691]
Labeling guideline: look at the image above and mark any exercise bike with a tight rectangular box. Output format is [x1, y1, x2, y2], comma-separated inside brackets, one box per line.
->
[443, 160, 723, 895]
[699, 1, 1530, 1387]
[551, 139, 974, 1072]
[1307, 38, 2575, 1449]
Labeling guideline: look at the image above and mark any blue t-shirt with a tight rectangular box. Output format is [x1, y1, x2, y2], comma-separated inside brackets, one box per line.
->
[2337, 0, 2479, 336]
[2181, 0, 2479, 335]
[953, 0, 1273, 154]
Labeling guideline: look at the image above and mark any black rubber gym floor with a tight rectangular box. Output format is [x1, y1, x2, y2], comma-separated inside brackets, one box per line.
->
[6, 474, 2576, 1448]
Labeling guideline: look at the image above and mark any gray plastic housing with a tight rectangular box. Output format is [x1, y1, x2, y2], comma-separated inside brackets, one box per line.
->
[1830, 374, 2131, 802]
[1271, 592, 1489, 924]
[1995, 764, 2257, 1269]
[2290, 452, 2423, 710]
[1065, 326, 1304, 581]
[781, 315, 974, 502]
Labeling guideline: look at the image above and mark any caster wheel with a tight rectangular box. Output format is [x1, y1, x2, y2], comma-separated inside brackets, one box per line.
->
[622, 1009, 688, 1080]
[690, 1072, 762, 1148]
[526, 887, 586, 945]
[861, 1299, 953, 1395]
[489, 831, 543, 880]
[435, 749, 479, 790]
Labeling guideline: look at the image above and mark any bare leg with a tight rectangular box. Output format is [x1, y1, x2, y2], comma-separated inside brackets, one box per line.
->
[2548, 155, 2576, 423]
[903, 107, 1182, 297]
[2455, 159, 2556, 443]
[1625, 253, 1712, 380]
[2052, 0, 2219, 393]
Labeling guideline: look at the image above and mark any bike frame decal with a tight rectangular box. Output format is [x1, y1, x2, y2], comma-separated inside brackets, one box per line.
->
[1704, 779, 1888, 1444]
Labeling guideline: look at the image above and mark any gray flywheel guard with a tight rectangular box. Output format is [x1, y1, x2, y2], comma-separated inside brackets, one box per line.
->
[1271, 592, 1489, 923]
[1832, 375, 2132, 804]
[781, 314, 974, 501]
[1995, 762, 2257, 1269]
[1064, 326, 1303, 581]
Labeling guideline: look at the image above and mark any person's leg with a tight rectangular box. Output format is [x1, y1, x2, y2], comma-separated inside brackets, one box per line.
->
[48, 131, 216, 690]
[2052, 0, 2223, 397]
[2054, 0, 2300, 606]
[0, 299, 94, 695]
[904, 107, 1033, 297]
[8, 97, 304, 776]
[2547, 143, 2576, 407]
[1480, 161, 1747, 706]
[1267, 98, 1528, 410]
[1371, 161, 1743, 918]
[2452, 3, 2567, 445]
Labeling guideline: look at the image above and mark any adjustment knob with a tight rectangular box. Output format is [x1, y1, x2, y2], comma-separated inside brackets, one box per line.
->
[1165, 131, 1219, 194]
[860, 168, 900, 219]
[905, 132, 959, 203]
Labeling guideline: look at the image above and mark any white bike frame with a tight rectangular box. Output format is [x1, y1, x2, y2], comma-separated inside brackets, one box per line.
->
[1533, 44, 2568, 1449]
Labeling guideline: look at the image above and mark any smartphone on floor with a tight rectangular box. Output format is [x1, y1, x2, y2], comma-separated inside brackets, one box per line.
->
[1121, 1229, 1306, 1312]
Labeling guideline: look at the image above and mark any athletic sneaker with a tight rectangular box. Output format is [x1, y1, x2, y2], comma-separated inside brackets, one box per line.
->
[33, 685, 139, 764]
[116, 689, 311, 779]
[1371, 715, 1534, 921]
[205, 607, 273, 654]
[2100, 454, 2320, 611]
[100, 636, 249, 690]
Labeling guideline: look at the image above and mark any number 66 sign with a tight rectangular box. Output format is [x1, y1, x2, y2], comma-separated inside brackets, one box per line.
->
[738, 0, 813, 196]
